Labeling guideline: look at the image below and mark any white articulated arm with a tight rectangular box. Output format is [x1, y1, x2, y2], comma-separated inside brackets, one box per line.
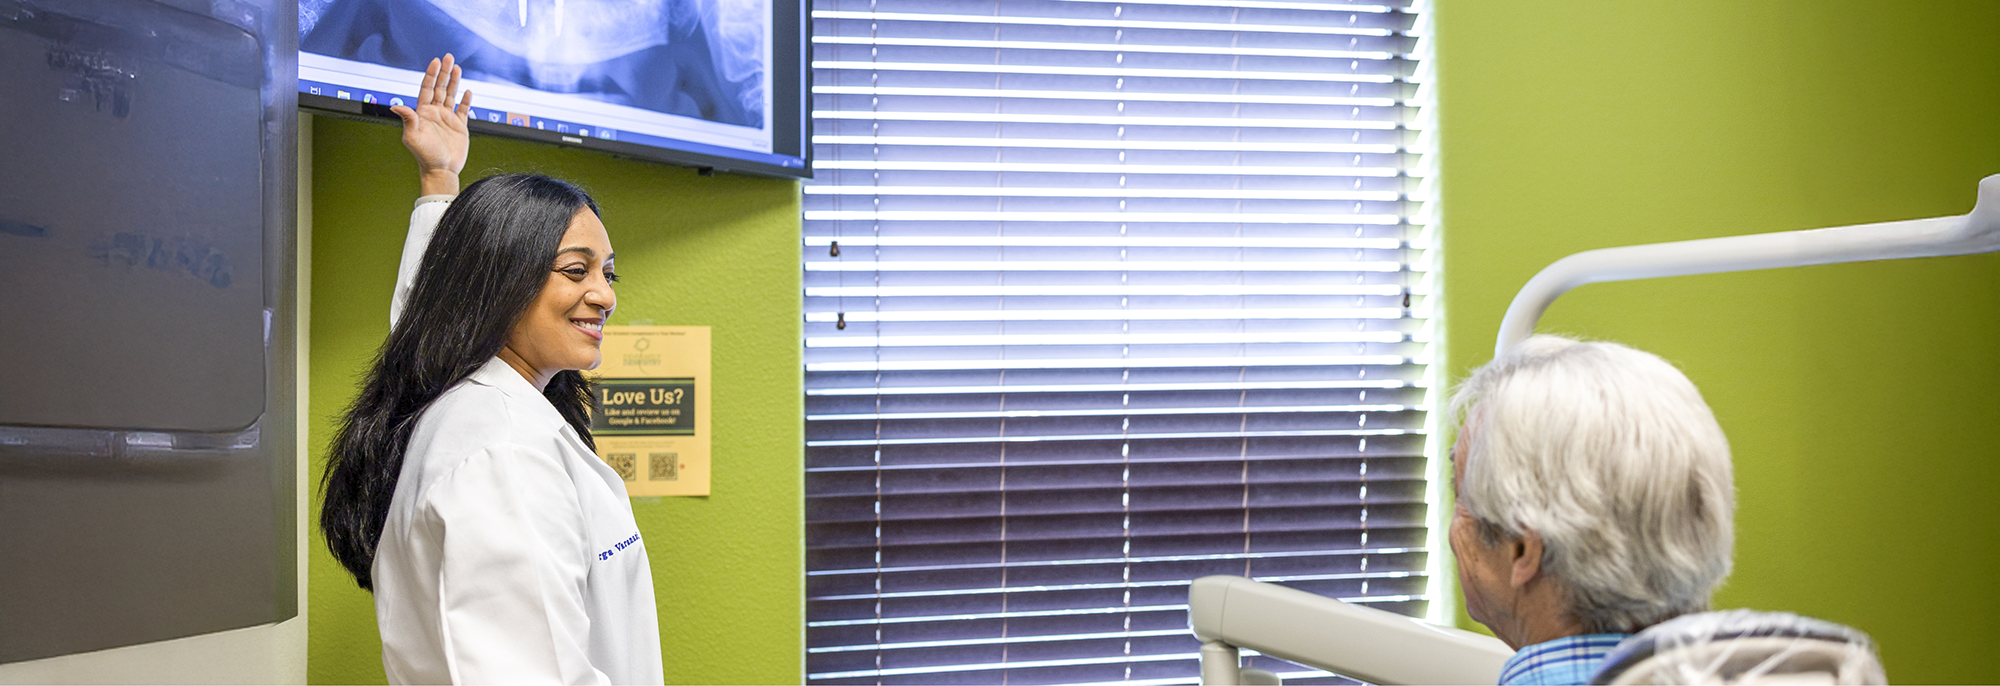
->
[1188, 575, 1512, 685]
[1496, 174, 2000, 357]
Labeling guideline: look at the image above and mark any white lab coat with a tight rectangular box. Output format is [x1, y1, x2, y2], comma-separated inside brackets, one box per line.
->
[372, 199, 664, 685]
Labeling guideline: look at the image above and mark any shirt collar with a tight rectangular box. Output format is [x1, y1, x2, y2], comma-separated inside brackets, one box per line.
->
[468, 356, 541, 399]
[1498, 633, 1630, 685]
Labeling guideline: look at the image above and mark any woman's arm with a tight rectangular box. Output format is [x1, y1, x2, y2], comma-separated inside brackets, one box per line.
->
[389, 55, 474, 328]
[390, 200, 451, 327]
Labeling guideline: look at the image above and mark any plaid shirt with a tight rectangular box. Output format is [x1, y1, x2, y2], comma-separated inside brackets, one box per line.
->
[1497, 633, 1630, 685]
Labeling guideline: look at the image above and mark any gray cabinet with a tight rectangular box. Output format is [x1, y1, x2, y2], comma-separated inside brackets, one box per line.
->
[0, 0, 297, 663]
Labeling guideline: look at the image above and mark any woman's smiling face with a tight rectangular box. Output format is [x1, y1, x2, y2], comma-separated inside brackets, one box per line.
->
[499, 207, 617, 389]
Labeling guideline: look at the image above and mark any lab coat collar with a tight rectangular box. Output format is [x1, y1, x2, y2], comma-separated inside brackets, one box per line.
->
[468, 356, 542, 400]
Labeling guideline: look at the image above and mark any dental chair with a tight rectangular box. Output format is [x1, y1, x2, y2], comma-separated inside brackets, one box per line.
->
[1589, 610, 1886, 685]
[1190, 577, 1886, 685]
[1188, 173, 2000, 685]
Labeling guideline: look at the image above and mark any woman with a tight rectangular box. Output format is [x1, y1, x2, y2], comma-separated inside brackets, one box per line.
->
[319, 55, 663, 685]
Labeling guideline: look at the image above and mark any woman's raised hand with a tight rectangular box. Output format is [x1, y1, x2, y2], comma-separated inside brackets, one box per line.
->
[390, 54, 473, 197]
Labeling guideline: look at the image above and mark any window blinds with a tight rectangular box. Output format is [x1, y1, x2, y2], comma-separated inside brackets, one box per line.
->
[803, 1, 1437, 683]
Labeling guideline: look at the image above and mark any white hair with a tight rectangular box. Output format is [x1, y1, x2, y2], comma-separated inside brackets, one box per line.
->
[1451, 335, 1735, 634]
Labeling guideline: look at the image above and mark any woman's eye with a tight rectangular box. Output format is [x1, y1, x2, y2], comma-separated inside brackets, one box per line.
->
[557, 266, 589, 279]
[605, 270, 621, 283]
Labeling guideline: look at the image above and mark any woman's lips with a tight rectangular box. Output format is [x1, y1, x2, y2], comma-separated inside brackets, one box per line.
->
[572, 318, 604, 341]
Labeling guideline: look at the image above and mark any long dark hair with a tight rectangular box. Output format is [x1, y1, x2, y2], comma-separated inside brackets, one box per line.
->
[321, 173, 601, 590]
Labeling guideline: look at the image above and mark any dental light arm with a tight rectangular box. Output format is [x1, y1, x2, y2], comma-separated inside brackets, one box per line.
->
[1189, 575, 1513, 685]
[1496, 174, 2000, 357]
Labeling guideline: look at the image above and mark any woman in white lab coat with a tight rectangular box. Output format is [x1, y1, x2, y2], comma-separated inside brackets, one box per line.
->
[318, 55, 663, 685]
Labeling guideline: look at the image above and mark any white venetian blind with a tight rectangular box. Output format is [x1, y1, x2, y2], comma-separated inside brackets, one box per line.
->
[802, 0, 1439, 683]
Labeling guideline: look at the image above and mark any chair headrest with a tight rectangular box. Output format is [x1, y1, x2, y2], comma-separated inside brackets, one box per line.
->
[1588, 609, 1885, 685]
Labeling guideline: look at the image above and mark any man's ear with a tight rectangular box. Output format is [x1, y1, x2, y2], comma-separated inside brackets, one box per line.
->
[1510, 528, 1545, 589]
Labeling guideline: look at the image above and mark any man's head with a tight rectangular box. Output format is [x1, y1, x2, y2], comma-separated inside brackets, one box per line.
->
[1448, 335, 1735, 648]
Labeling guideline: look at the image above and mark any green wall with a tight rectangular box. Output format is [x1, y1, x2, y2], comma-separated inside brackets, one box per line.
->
[305, 116, 803, 684]
[1437, 1, 2000, 682]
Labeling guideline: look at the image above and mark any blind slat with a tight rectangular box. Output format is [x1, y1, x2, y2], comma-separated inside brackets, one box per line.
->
[808, 544, 1432, 577]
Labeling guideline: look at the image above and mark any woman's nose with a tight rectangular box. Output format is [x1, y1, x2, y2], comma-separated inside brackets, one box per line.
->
[586, 276, 616, 314]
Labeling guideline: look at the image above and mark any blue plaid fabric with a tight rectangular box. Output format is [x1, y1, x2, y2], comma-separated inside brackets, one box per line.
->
[1497, 633, 1630, 685]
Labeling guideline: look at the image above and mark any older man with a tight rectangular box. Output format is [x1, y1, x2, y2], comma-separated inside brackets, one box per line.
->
[1449, 335, 1736, 685]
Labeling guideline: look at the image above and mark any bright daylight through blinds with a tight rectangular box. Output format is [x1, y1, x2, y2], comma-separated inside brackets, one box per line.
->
[803, 0, 1437, 683]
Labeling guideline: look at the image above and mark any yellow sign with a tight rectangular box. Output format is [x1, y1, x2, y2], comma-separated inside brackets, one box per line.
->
[587, 326, 710, 496]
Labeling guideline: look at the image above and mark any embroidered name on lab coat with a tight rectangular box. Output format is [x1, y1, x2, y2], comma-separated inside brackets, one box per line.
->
[597, 532, 642, 561]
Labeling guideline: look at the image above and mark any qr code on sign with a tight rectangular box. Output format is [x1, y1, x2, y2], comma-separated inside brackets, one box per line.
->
[606, 453, 637, 481]
[649, 452, 679, 481]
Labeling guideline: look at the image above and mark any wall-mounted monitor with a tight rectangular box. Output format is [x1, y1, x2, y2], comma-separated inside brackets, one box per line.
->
[297, 0, 809, 178]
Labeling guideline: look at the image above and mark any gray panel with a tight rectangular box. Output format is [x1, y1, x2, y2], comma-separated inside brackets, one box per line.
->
[0, 446, 285, 662]
[0, 0, 264, 433]
[0, 0, 296, 664]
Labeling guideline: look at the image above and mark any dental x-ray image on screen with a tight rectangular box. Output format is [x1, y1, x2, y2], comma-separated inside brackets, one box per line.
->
[301, 0, 763, 127]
